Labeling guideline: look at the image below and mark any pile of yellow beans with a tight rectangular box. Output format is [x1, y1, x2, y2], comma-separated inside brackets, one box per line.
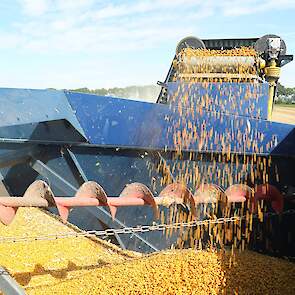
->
[0, 208, 136, 293]
[179, 46, 257, 58]
[22, 249, 295, 295]
[0, 208, 294, 294]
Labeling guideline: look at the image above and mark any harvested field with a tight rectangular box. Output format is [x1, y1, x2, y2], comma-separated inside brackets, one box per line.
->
[272, 105, 295, 124]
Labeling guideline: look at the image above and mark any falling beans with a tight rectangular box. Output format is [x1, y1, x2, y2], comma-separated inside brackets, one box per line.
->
[147, 45, 280, 255]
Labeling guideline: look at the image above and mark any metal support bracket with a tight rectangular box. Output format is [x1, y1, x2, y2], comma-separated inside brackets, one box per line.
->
[63, 148, 126, 250]
[0, 146, 39, 169]
[0, 267, 25, 295]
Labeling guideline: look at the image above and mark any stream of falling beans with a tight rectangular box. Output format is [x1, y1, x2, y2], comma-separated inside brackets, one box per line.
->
[148, 46, 276, 252]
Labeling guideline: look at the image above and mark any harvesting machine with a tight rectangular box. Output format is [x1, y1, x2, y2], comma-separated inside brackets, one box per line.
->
[0, 34, 294, 257]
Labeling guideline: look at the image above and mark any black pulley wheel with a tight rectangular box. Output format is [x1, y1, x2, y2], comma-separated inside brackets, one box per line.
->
[254, 34, 286, 55]
[176, 36, 206, 54]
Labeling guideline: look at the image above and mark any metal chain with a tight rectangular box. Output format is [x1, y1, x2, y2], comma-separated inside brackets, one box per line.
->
[0, 209, 294, 244]
[0, 216, 240, 243]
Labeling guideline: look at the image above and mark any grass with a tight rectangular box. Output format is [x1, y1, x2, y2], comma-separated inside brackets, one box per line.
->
[274, 103, 295, 107]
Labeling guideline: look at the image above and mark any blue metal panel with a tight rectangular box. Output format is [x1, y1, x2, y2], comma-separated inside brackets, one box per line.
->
[167, 82, 269, 119]
[30, 158, 159, 252]
[66, 91, 295, 156]
[0, 88, 85, 138]
[0, 120, 86, 142]
[65, 91, 171, 147]
[271, 128, 295, 155]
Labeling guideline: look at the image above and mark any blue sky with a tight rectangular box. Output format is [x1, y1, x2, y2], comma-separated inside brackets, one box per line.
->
[0, 0, 294, 89]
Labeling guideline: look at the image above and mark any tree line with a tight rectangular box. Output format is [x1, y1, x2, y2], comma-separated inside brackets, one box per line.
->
[277, 83, 295, 96]
[70, 85, 160, 102]
[69, 83, 295, 104]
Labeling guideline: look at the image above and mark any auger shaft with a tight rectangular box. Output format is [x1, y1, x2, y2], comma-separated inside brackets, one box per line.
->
[0, 197, 49, 207]
[0, 196, 180, 208]
[0, 180, 283, 226]
[56, 197, 147, 207]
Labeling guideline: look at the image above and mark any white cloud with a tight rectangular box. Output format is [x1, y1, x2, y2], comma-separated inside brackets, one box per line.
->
[220, 0, 295, 16]
[14, 1, 204, 54]
[13, 0, 295, 55]
[0, 31, 23, 48]
[1, 0, 294, 88]
[20, 0, 49, 16]
[54, 0, 96, 11]
[93, 3, 150, 20]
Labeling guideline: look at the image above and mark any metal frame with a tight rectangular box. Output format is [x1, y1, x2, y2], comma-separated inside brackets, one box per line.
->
[30, 156, 159, 252]
[0, 140, 160, 252]
[0, 146, 39, 169]
[0, 267, 25, 295]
